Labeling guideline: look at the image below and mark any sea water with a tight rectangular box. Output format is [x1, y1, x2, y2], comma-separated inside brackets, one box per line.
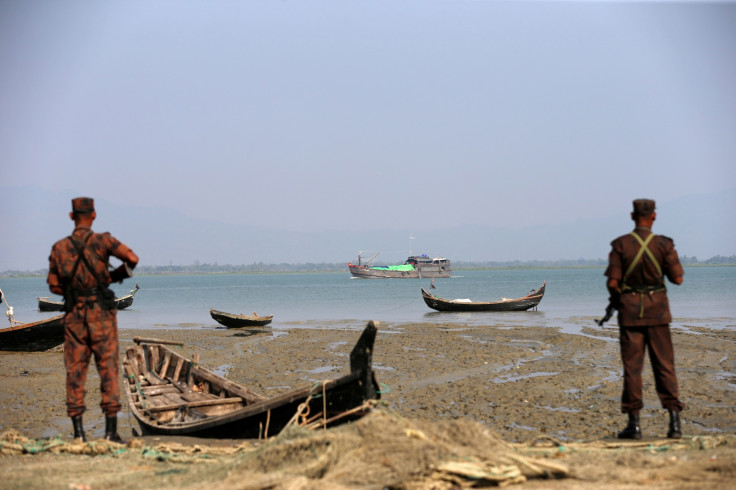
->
[1, 267, 734, 335]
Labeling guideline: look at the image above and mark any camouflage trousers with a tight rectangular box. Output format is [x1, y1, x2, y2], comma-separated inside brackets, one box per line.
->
[63, 303, 121, 418]
[619, 325, 685, 414]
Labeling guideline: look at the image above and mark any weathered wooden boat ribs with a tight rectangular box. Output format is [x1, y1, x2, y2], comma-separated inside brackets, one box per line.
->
[126, 344, 248, 425]
[123, 322, 380, 438]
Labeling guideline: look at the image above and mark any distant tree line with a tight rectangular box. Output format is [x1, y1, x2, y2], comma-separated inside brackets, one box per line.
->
[2, 255, 735, 277]
[679, 255, 736, 265]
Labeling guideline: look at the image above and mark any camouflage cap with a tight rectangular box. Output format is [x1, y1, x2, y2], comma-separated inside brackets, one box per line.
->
[71, 197, 95, 214]
[632, 198, 655, 216]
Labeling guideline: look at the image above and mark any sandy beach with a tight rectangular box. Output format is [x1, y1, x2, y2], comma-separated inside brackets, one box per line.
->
[1, 320, 735, 488]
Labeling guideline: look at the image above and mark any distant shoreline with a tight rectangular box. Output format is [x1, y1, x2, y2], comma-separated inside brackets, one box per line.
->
[2, 259, 734, 278]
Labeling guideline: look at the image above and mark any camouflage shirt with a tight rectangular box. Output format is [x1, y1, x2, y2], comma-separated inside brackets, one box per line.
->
[48, 226, 122, 294]
[605, 226, 684, 327]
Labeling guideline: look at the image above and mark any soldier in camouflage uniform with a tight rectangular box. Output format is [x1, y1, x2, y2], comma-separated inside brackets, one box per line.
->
[47, 197, 138, 443]
[605, 199, 685, 440]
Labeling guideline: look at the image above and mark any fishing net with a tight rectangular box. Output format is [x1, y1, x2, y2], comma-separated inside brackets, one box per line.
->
[2, 408, 733, 488]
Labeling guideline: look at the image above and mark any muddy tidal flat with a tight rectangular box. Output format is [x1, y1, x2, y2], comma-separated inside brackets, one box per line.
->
[1, 321, 735, 489]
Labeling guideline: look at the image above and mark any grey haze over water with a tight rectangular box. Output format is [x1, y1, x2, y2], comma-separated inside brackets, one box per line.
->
[2, 187, 734, 272]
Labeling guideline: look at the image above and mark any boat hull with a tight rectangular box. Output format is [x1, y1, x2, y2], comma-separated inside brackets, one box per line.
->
[123, 322, 380, 438]
[38, 284, 139, 312]
[0, 315, 65, 351]
[421, 282, 546, 312]
[210, 308, 273, 328]
[348, 264, 451, 279]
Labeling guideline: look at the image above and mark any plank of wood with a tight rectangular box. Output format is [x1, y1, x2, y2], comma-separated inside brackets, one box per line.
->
[161, 392, 186, 406]
[167, 377, 194, 394]
[191, 366, 268, 403]
[142, 395, 167, 408]
[144, 397, 244, 413]
[150, 347, 160, 374]
[172, 357, 184, 382]
[180, 392, 214, 402]
[133, 337, 184, 346]
[140, 385, 181, 396]
[159, 352, 172, 378]
[144, 370, 168, 386]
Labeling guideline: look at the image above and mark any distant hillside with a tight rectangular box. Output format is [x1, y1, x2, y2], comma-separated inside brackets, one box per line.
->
[1, 186, 734, 273]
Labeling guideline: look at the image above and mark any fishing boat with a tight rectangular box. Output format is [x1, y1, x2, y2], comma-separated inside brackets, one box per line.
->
[38, 284, 140, 312]
[348, 252, 452, 279]
[114, 284, 140, 309]
[421, 282, 546, 312]
[210, 308, 274, 328]
[122, 321, 381, 438]
[0, 314, 65, 351]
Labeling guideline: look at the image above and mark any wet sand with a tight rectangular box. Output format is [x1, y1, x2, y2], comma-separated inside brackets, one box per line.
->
[1, 320, 735, 488]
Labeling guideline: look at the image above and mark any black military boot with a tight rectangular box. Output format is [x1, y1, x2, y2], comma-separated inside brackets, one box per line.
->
[104, 416, 126, 444]
[617, 412, 642, 440]
[71, 415, 86, 442]
[667, 410, 682, 439]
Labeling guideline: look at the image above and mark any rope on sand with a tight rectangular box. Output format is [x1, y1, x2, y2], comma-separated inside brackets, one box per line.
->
[279, 381, 379, 437]
[0, 431, 128, 456]
[0, 429, 257, 461]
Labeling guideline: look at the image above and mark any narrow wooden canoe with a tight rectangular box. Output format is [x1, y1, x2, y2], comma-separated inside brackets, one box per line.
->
[122, 321, 381, 438]
[38, 284, 140, 312]
[0, 314, 65, 351]
[210, 308, 273, 328]
[421, 281, 546, 312]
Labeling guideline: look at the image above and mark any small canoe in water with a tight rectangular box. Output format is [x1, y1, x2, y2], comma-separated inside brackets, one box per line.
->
[421, 281, 546, 312]
[38, 284, 140, 312]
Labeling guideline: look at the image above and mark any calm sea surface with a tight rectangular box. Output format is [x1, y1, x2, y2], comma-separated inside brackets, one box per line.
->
[2, 267, 735, 335]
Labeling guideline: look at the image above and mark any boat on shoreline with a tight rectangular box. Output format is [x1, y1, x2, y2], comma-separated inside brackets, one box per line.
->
[122, 322, 381, 438]
[0, 314, 65, 351]
[348, 252, 452, 279]
[38, 284, 140, 312]
[2, 287, 65, 351]
[421, 282, 546, 312]
[209, 308, 273, 328]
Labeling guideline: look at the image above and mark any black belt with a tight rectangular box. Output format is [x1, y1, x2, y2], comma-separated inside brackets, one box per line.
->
[625, 285, 666, 294]
[75, 287, 100, 297]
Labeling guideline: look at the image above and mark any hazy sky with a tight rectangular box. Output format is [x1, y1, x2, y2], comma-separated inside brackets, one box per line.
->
[1, 1, 735, 235]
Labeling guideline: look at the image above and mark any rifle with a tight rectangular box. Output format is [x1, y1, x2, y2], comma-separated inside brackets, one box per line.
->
[596, 297, 617, 326]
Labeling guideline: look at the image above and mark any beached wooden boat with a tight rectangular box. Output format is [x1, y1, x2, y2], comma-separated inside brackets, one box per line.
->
[38, 284, 140, 312]
[210, 308, 273, 328]
[0, 314, 65, 351]
[421, 282, 546, 312]
[122, 322, 381, 438]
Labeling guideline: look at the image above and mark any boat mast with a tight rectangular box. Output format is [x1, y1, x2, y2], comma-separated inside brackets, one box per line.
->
[409, 234, 415, 257]
[357, 251, 380, 266]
